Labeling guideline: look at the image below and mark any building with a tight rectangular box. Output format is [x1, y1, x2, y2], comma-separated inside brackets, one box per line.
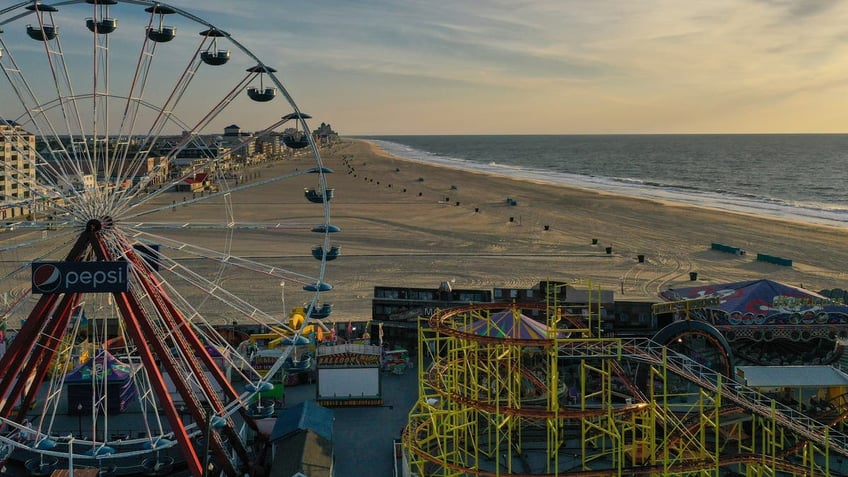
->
[267, 401, 334, 477]
[256, 134, 283, 158]
[221, 124, 256, 163]
[371, 282, 493, 349]
[313, 122, 338, 146]
[0, 121, 36, 219]
[371, 280, 658, 348]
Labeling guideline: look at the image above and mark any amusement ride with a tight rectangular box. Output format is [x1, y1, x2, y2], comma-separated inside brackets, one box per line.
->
[404, 283, 848, 476]
[0, 1, 336, 475]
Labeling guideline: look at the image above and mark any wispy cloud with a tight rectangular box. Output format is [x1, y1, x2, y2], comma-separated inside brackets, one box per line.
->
[7, 0, 848, 134]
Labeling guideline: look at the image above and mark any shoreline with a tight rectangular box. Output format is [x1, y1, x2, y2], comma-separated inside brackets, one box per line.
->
[310, 138, 848, 318]
[361, 137, 848, 231]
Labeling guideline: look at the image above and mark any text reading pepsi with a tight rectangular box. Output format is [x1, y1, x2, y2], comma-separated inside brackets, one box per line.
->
[32, 262, 130, 294]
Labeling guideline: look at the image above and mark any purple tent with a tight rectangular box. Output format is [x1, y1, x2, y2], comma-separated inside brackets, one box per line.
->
[66, 351, 138, 414]
[660, 279, 848, 326]
[462, 309, 561, 340]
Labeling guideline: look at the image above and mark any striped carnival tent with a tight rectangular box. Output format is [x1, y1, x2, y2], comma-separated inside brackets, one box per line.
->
[462, 308, 560, 340]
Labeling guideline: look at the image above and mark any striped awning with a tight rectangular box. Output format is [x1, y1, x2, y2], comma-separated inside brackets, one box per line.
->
[462, 309, 556, 340]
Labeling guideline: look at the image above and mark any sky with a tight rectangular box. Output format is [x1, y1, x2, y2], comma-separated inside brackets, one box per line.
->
[7, 0, 848, 136]
[177, 0, 848, 136]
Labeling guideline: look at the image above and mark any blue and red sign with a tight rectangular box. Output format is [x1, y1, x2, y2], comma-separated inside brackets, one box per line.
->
[32, 261, 130, 294]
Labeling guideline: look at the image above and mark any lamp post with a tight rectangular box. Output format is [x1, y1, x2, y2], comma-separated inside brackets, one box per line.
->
[76, 403, 83, 438]
[280, 281, 286, 314]
[202, 409, 212, 477]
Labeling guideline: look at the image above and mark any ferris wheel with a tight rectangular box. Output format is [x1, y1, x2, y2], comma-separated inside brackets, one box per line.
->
[0, 1, 337, 476]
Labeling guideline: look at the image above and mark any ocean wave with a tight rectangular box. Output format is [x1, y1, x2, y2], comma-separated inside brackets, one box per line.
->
[363, 138, 848, 229]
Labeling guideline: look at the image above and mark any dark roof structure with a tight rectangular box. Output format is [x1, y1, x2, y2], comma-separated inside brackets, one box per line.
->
[269, 401, 334, 477]
[271, 400, 333, 442]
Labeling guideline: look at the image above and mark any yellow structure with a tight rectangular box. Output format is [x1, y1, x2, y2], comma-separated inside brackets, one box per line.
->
[247, 307, 327, 350]
[404, 283, 848, 476]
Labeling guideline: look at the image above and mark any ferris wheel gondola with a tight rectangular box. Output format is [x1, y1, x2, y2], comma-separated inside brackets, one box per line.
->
[199, 28, 230, 66]
[145, 4, 177, 42]
[25, 3, 59, 41]
[246, 65, 277, 102]
[0, 1, 335, 476]
[281, 111, 312, 149]
[86, 0, 119, 35]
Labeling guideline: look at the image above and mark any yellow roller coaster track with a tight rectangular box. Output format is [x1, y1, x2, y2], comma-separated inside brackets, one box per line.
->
[403, 291, 848, 477]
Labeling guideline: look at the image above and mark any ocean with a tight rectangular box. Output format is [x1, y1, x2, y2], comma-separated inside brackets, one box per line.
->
[357, 135, 848, 229]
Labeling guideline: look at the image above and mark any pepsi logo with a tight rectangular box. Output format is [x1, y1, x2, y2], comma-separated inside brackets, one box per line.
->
[32, 263, 61, 293]
[31, 261, 129, 294]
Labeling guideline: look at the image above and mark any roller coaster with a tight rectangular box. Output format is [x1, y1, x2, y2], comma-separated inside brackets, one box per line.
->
[402, 283, 848, 476]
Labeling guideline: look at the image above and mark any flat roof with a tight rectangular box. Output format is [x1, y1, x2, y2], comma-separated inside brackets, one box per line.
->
[736, 365, 848, 388]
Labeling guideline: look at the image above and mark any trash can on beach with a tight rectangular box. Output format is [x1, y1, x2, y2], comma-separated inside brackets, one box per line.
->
[689, 272, 698, 281]
[637, 254, 645, 263]
[605, 246, 612, 254]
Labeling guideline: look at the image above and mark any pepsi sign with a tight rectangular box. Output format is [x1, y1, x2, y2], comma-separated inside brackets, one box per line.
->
[32, 262, 130, 294]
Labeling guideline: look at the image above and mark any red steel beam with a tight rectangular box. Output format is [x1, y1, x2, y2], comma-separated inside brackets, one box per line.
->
[112, 290, 204, 477]
[124, 246, 259, 450]
[12, 293, 80, 423]
[88, 227, 209, 477]
[125, 246, 256, 421]
[0, 230, 92, 387]
[0, 292, 59, 413]
[123, 252, 242, 476]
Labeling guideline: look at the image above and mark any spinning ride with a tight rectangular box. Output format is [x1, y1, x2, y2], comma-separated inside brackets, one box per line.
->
[0, 1, 335, 476]
[657, 280, 848, 367]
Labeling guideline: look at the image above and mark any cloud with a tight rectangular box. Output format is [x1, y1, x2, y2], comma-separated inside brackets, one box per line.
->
[6, 0, 848, 134]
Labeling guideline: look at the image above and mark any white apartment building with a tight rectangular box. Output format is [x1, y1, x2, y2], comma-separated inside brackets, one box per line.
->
[0, 122, 36, 219]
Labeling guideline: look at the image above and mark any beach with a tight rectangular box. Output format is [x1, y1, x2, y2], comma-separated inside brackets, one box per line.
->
[133, 137, 848, 325]
[299, 138, 848, 320]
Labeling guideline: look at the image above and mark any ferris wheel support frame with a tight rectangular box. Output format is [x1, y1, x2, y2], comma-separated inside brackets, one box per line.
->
[0, 2, 335, 474]
[96, 220, 246, 477]
[124, 247, 253, 461]
[0, 231, 93, 423]
[0, 218, 254, 477]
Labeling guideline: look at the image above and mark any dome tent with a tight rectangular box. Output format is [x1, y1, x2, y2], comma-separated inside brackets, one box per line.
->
[65, 350, 138, 414]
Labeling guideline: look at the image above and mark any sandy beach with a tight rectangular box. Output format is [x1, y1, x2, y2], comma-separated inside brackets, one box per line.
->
[293, 138, 848, 320]
[137, 137, 848, 325]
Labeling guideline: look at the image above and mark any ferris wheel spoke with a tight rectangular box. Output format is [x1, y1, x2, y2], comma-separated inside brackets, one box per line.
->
[117, 165, 322, 223]
[112, 111, 298, 220]
[129, 256, 295, 332]
[30, 6, 93, 178]
[125, 227, 322, 286]
[0, 43, 77, 172]
[105, 35, 226, 213]
[0, 1, 334, 473]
